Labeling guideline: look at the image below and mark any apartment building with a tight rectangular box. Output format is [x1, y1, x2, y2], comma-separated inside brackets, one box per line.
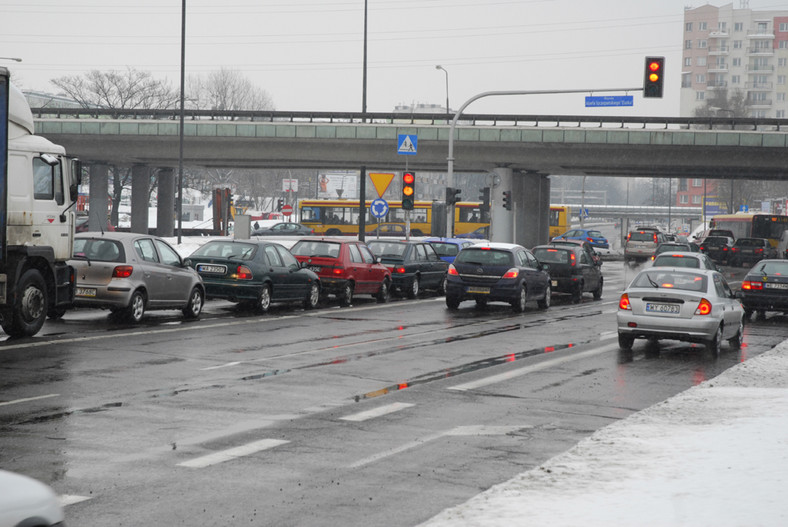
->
[680, 3, 788, 118]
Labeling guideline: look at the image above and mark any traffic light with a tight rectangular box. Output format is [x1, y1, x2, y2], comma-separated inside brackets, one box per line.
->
[402, 171, 416, 210]
[479, 187, 491, 213]
[446, 186, 461, 205]
[277, 198, 284, 211]
[644, 56, 665, 98]
[502, 190, 512, 211]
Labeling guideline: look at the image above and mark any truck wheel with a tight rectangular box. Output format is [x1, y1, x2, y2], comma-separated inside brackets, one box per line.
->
[2, 269, 48, 337]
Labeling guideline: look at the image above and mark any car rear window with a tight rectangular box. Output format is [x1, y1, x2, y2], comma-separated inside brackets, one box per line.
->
[652, 255, 700, 268]
[631, 270, 707, 292]
[755, 261, 788, 275]
[628, 232, 657, 242]
[455, 248, 513, 266]
[290, 240, 341, 258]
[587, 231, 603, 238]
[428, 242, 459, 257]
[702, 237, 729, 246]
[73, 239, 124, 262]
[367, 242, 407, 257]
[533, 248, 570, 264]
[191, 241, 257, 260]
[734, 238, 762, 247]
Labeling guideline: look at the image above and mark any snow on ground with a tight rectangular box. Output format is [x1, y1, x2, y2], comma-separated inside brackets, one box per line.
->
[420, 340, 788, 527]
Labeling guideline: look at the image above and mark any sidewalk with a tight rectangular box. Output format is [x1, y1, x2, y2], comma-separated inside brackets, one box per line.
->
[420, 340, 788, 527]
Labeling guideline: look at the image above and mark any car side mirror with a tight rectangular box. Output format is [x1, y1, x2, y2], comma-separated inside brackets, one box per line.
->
[541, 263, 550, 272]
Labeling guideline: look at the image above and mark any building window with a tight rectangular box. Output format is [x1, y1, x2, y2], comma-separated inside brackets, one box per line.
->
[699, 22, 708, 31]
[685, 40, 692, 49]
[696, 92, 706, 101]
[685, 57, 692, 67]
[777, 110, 786, 118]
[693, 179, 703, 187]
[779, 75, 787, 85]
[757, 22, 768, 33]
[780, 23, 788, 31]
[731, 75, 740, 84]
[680, 195, 689, 204]
[733, 40, 742, 49]
[696, 74, 706, 83]
[698, 40, 708, 48]
[719, 22, 727, 31]
[780, 58, 788, 67]
[686, 22, 693, 32]
[693, 195, 702, 204]
[732, 57, 741, 67]
[780, 41, 788, 49]
[735, 22, 743, 32]
[778, 93, 786, 102]
[697, 57, 707, 66]
[682, 73, 692, 88]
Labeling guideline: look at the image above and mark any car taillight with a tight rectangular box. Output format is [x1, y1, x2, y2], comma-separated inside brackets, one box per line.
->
[586, 237, 593, 243]
[695, 298, 712, 316]
[652, 233, 658, 243]
[112, 266, 133, 278]
[448, 264, 458, 276]
[742, 281, 763, 290]
[722, 247, 729, 251]
[395, 266, 406, 274]
[236, 265, 253, 280]
[731, 247, 739, 253]
[755, 248, 764, 254]
[627, 233, 632, 241]
[333, 266, 345, 275]
[502, 268, 519, 279]
[570, 252, 576, 266]
[619, 293, 631, 310]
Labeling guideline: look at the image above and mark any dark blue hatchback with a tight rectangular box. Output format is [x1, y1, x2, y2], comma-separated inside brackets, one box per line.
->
[552, 228, 609, 249]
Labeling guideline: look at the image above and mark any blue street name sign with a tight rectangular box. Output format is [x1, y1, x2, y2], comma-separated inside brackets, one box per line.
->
[585, 95, 634, 108]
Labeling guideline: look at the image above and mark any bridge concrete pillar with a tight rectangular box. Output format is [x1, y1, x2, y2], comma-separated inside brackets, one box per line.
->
[490, 167, 514, 243]
[514, 171, 550, 249]
[156, 167, 176, 237]
[88, 163, 109, 232]
[131, 164, 150, 234]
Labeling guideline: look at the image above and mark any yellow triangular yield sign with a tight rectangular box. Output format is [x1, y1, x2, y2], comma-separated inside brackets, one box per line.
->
[369, 172, 395, 198]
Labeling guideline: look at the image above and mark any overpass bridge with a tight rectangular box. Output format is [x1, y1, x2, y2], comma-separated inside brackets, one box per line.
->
[33, 108, 787, 247]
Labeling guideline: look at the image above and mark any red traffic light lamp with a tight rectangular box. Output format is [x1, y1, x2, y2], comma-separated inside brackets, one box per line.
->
[402, 171, 416, 210]
[644, 56, 665, 98]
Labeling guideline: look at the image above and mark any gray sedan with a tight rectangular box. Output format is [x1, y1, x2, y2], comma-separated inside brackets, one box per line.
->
[70, 232, 205, 323]
[617, 267, 743, 357]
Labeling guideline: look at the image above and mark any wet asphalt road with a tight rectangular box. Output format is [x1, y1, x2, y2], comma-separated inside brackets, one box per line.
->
[1, 260, 786, 526]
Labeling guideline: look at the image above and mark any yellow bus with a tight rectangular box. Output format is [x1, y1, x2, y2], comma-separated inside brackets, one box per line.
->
[298, 199, 489, 237]
[549, 205, 572, 239]
[709, 213, 788, 247]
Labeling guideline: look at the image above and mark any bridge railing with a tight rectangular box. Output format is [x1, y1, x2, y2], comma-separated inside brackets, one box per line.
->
[29, 107, 788, 131]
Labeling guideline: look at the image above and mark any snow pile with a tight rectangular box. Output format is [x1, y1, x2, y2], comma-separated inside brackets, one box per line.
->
[421, 341, 788, 527]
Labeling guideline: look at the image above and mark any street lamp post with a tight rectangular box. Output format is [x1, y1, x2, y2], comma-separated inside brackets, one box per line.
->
[435, 65, 449, 115]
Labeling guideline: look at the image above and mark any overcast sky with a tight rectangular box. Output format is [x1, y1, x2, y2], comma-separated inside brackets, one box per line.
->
[1, 1, 784, 115]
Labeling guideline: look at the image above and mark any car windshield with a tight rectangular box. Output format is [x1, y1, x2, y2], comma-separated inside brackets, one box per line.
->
[191, 241, 257, 260]
[629, 232, 656, 242]
[533, 248, 570, 264]
[73, 238, 124, 262]
[455, 248, 513, 266]
[652, 255, 700, 268]
[754, 261, 788, 275]
[631, 270, 707, 292]
[428, 242, 459, 257]
[291, 240, 341, 258]
[367, 241, 406, 257]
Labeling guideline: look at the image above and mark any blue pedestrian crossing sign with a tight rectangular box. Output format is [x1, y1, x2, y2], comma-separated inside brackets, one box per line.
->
[397, 134, 418, 155]
[370, 199, 389, 218]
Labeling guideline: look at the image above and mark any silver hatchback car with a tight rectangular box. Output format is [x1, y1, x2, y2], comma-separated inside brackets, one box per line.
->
[70, 232, 205, 323]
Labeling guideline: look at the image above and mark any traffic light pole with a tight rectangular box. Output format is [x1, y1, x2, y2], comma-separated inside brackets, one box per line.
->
[445, 87, 643, 238]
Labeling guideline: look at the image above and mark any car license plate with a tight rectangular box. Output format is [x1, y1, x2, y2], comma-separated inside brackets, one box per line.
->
[197, 264, 226, 274]
[645, 302, 680, 314]
[308, 266, 321, 273]
[765, 282, 788, 289]
[76, 287, 96, 297]
[551, 280, 558, 287]
[467, 287, 490, 294]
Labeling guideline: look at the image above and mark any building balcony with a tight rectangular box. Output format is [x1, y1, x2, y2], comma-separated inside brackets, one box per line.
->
[746, 64, 775, 72]
[746, 98, 773, 107]
[708, 64, 729, 72]
[747, 29, 774, 38]
[747, 47, 774, 55]
[709, 30, 729, 38]
[707, 80, 728, 89]
[745, 81, 773, 90]
[708, 46, 729, 55]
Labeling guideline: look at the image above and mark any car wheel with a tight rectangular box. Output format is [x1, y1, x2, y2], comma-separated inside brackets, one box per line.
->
[538, 285, 551, 309]
[728, 319, 743, 349]
[257, 284, 272, 313]
[592, 277, 603, 301]
[571, 282, 583, 304]
[124, 290, 146, 323]
[304, 282, 320, 309]
[407, 276, 420, 299]
[411, 229, 423, 236]
[618, 333, 634, 350]
[1, 269, 48, 337]
[182, 287, 204, 319]
[512, 284, 527, 313]
[325, 229, 342, 236]
[376, 279, 390, 303]
[446, 296, 461, 310]
[705, 324, 722, 358]
[339, 282, 354, 307]
[436, 274, 447, 296]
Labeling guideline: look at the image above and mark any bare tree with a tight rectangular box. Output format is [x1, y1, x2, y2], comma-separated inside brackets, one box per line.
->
[188, 68, 274, 113]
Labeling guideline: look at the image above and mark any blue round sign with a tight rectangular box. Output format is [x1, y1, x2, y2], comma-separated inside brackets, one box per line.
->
[370, 199, 389, 219]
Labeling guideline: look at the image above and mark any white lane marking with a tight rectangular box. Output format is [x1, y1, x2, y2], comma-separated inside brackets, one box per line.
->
[448, 343, 618, 392]
[60, 495, 92, 506]
[177, 438, 289, 468]
[350, 425, 527, 468]
[200, 361, 242, 371]
[0, 393, 59, 407]
[340, 402, 414, 422]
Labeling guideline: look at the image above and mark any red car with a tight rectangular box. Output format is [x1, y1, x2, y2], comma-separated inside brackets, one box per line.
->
[290, 238, 391, 306]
